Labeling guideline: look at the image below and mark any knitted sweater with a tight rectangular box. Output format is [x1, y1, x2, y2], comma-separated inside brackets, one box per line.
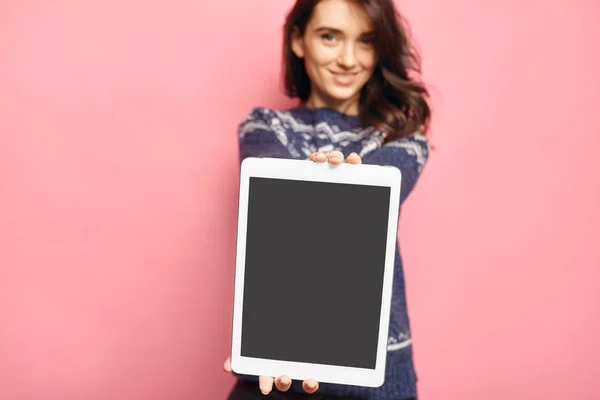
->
[236, 105, 430, 400]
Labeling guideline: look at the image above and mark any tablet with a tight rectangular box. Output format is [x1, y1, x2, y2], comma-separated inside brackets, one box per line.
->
[230, 157, 401, 388]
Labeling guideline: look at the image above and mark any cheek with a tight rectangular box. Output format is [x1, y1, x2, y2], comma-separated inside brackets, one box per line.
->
[303, 57, 321, 84]
[305, 45, 338, 73]
[358, 50, 377, 72]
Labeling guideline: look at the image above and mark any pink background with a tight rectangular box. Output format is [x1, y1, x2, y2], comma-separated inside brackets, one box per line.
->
[1, 1, 598, 399]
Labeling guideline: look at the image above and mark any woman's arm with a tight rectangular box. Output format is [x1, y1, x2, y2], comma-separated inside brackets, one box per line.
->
[361, 132, 430, 206]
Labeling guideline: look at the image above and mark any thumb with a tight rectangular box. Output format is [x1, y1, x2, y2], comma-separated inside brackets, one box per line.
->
[223, 357, 232, 372]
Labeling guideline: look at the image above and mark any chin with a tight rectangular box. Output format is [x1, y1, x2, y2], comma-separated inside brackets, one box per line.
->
[325, 86, 362, 104]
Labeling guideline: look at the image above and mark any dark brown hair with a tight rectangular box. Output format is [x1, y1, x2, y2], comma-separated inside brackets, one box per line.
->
[282, 0, 431, 142]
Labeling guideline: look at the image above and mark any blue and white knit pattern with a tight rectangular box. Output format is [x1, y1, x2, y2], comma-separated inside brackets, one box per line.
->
[237, 106, 429, 400]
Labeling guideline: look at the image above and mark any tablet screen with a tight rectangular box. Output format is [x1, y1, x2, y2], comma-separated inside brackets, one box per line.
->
[240, 176, 391, 370]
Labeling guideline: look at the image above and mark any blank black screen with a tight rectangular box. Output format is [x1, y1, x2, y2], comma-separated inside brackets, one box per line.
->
[240, 177, 391, 369]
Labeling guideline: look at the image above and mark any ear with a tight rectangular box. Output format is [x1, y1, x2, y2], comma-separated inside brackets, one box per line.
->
[290, 26, 305, 58]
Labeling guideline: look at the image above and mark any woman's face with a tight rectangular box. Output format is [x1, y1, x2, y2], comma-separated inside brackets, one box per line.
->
[292, 0, 377, 114]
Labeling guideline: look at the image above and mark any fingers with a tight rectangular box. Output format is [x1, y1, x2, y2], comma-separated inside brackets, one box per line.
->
[327, 150, 344, 164]
[302, 379, 319, 393]
[224, 358, 292, 395]
[310, 152, 327, 163]
[274, 375, 292, 392]
[258, 376, 274, 395]
[310, 151, 361, 165]
[259, 376, 316, 395]
[345, 152, 362, 164]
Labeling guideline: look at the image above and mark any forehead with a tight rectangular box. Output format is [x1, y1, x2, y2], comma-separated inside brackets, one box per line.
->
[307, 0, 373, 34]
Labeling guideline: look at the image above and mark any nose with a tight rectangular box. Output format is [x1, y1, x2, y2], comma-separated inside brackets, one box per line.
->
[337, 42, 357, 69]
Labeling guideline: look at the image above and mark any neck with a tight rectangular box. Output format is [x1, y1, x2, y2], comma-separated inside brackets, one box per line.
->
[305, 89, 360, 116]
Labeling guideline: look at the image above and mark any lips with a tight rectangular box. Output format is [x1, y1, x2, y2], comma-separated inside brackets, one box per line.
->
[330, 71, 359, 86]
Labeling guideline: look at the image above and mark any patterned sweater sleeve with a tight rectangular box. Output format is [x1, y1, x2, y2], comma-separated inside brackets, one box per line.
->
[238, 108, 297, 164]
[361, 132, 430, 206]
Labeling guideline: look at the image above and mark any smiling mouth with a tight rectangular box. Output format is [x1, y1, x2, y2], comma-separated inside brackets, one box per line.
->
[330, 71, 360, 86]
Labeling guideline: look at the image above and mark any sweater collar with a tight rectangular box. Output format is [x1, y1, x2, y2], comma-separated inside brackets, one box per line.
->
[289, 105, 362, 130]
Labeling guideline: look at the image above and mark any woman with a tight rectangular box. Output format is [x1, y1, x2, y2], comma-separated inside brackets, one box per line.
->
[224, 0, 431, 398]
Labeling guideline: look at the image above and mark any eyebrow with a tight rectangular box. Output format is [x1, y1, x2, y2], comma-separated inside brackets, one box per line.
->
[314, 26, 342, 34]
[314, 26, 375, 36]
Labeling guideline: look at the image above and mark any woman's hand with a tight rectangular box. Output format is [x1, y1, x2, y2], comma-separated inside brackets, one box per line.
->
[223, 357, 318, 395]
[309, 150, 363, 165]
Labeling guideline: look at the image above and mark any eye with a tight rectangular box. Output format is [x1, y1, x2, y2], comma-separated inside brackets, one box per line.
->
[321, 32, 337, 42]
[359, 36, 375, 47]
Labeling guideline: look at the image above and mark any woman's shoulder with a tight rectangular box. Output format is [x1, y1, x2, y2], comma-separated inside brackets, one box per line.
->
[239, 106, 277, 123]
[238, 106, 302, 134]
[238, 107, 272, 137]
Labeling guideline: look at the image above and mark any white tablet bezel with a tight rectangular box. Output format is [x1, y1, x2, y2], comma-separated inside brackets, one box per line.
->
[230, 157, 402, 388]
